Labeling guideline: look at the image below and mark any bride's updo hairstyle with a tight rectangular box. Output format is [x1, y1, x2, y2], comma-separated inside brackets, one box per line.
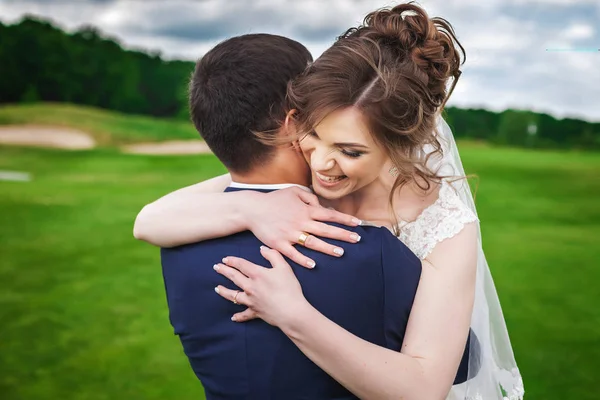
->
[288, 2, 465, 193]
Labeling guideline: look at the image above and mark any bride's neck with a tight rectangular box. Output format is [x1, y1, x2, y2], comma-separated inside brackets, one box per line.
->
[329, 175, 397, 227]
[327, 174, 439, 227]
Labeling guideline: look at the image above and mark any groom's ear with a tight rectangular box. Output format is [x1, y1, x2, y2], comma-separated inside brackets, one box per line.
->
[283, 109, 297, 136]
[283, 109, 302, 152]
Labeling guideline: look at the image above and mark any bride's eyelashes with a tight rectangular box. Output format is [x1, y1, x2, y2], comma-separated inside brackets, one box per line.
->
[308, 130, 365, 158]
[340, 148, 364, 158]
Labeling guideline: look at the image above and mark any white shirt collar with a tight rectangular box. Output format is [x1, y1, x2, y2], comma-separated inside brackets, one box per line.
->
[229, 181, 312, 192]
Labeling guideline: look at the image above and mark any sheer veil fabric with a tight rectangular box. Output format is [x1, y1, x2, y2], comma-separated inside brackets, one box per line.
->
[426, 115, 524, 400]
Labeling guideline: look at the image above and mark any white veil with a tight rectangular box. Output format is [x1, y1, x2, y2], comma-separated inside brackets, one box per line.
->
[430, 115, 525, 400]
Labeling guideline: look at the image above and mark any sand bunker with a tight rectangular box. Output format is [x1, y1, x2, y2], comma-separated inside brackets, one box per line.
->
[0, 125, 211, 155]
[0, 125, 96, 150]
[121, 140, 212, 155]
[0, 170, 32, 182]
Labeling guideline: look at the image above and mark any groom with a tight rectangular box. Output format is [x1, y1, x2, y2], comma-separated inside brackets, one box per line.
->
[160, 34, 468, 399]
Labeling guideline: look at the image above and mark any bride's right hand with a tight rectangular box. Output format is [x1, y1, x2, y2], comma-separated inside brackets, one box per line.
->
[244, 187, 362, 269]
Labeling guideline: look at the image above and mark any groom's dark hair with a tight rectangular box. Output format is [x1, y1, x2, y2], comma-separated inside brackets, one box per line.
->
[189, 34, 312, 173]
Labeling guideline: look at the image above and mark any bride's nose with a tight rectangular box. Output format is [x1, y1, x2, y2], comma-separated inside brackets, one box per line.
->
[310, 147, 335, 171]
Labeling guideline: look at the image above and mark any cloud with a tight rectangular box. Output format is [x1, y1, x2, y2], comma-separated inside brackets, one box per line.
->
[563, 23, 595, 40]
[1, 0, 599, 121]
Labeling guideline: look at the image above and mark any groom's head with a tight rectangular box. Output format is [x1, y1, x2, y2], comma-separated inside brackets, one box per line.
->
[189, 34, 312, 183]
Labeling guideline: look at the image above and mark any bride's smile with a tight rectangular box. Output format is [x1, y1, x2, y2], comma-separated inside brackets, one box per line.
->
[301, 107, 389, 200]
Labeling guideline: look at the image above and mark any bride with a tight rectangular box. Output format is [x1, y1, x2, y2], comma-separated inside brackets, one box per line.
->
[134, 3, 523, 399]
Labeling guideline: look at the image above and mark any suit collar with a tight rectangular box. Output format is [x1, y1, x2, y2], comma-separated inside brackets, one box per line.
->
[229, 181, 312, 193]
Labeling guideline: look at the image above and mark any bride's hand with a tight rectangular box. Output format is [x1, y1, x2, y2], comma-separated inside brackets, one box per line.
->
[214, 246, 311, 326]
[245, 187, 361, 269]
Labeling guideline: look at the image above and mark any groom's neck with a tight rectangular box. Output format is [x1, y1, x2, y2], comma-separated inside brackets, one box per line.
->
[228, 148, 311, 187]
[230, 167, 306, 186]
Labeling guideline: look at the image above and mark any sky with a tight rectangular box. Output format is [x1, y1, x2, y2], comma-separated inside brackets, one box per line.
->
[1, 0, 599, 122]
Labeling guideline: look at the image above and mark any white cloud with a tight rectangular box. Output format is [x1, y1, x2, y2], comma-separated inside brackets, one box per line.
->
[563, 23, 595, 40]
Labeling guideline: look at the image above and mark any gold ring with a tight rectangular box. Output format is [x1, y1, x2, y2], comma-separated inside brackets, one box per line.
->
[233, 291, 241, 305]
[298, 232, 309, 246]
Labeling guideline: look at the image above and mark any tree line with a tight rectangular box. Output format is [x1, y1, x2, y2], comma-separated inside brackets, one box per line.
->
[444, 107, 600, 149]
[1, 16, 599, 149]
[0, 16, 193, 118]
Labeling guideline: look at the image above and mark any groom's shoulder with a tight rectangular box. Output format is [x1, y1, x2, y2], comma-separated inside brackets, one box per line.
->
[344, 223, 421, 279]
[325, 222, 419, 264]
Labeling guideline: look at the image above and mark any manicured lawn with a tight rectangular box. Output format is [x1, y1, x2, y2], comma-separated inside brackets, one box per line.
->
[0, 143, 598, 399]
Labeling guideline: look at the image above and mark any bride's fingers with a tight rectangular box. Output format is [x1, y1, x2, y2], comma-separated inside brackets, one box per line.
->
[231, 308, 258, 323]
[308, 221, 361, 244]
[297, 232, 345, 257]
[213, 263, 250, 288]
[260, 246, 292, 269]
[309, 206, 362, 227]
[219, 256, 261, 279]
[214, 285, 249, 306]
[278, 243, 316, 269]
[295, 189, 320, 206]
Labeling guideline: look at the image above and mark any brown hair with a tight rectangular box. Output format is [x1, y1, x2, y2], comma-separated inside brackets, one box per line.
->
[286, 2, 465, 232]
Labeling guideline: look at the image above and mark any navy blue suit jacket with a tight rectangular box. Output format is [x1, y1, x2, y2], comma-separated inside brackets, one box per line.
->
[161, 186, 470, 399]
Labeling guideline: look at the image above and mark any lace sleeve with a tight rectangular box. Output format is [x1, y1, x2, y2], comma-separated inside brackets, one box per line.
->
[398, 181, 478, 260]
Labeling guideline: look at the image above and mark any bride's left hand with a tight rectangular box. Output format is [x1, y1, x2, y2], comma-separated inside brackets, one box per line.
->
[214, 246, 310, 326]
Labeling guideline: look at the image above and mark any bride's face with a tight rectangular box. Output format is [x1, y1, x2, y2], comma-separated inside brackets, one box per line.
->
[300, 107, 389, 200]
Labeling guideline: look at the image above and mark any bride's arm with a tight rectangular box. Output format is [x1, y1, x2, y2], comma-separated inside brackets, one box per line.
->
[284, 225, 477, 399]
[133, 173, 246, 246]
[134, 174, 362, 266]
[218, 223, 478, 400]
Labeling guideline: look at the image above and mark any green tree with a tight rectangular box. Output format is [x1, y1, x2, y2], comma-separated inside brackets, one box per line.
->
[496, 109, 540, 147]
[0, 16, 194, 118]
[20, 85, 40, 102]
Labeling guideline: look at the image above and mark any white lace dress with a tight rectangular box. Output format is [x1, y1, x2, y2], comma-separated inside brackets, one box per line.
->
[397, 179, 478, 260]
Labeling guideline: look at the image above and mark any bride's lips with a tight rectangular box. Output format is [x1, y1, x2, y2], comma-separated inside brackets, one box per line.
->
[314, 171, 347, 188]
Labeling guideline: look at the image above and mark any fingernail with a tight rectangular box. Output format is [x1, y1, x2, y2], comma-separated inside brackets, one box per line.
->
[222, 257, 228, 264]
[333, 247, 344, 256]
[350, 233, 361, 242]
[260, 246, 267, 250]
[214, 287, 220, 294]
[307, 260, 316, 268]
[352, 218, 362, 226]
[213, 264, 220, 271]
[231, 315, 237, 322]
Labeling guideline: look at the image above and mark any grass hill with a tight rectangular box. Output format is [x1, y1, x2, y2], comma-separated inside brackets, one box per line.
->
[0, 103, 198, 146]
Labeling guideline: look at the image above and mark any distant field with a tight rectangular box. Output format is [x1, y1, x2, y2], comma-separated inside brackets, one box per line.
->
[0, 103, 198, 145]
[1, 139, 599, 399]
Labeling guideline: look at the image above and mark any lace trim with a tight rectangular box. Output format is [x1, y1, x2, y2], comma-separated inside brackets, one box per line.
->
[500, 368, 525, 400]
[466, 368, 524, 400]
[398, 180, 478, 260]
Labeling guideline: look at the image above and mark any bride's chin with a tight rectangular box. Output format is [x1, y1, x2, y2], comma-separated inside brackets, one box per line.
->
[312, 186, 344, 200]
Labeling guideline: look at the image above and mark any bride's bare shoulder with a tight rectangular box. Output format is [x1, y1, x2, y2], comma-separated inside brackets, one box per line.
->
[424, 220, 478, 275]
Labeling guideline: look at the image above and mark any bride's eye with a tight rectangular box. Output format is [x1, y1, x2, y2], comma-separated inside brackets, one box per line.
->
[341, 149, 363, 158]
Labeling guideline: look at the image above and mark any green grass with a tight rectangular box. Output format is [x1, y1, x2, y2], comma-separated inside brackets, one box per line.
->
[0, 103, 199, 146]
[460, 145, 600, 399]
[1, 141, 599, 399]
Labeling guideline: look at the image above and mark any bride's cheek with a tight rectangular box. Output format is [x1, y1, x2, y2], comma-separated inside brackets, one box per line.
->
[343, 159, 369, 180]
